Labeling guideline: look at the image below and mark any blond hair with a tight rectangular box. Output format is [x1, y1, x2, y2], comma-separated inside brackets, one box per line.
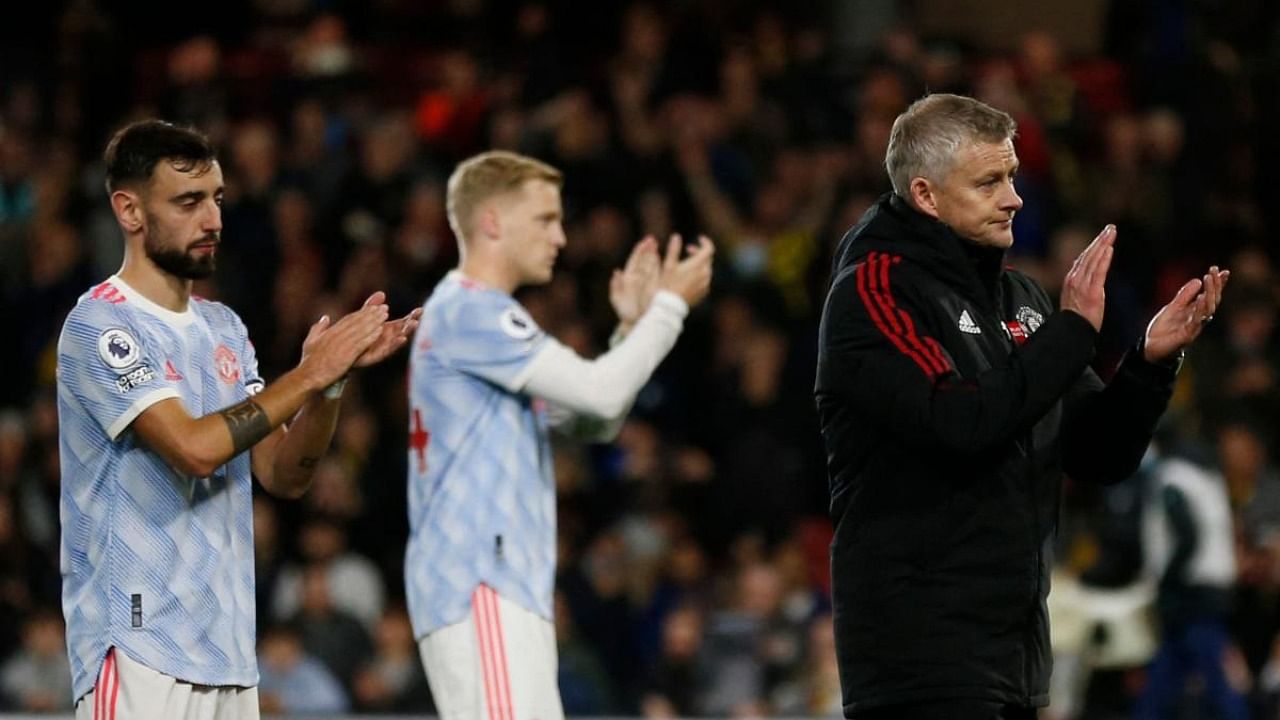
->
[885, 94, 1017, 196]
[446, 150, 563, 241]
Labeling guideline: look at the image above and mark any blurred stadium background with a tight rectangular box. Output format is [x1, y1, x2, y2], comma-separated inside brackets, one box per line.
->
[3, 0, 1280, 717]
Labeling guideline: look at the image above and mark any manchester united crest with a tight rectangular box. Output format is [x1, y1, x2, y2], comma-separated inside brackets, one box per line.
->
[1016, 306, 1045, 334]
[214, 344, 241, 384]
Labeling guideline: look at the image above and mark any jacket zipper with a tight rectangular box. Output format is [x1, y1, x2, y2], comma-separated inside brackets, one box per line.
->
[997, 280, 1041, 702]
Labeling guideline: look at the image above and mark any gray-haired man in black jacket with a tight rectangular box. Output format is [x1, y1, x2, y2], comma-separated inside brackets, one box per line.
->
[815, 93, 1228, 720]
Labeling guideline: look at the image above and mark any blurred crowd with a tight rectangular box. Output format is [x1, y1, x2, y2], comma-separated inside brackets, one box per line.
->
[3, 0, 1280, 716]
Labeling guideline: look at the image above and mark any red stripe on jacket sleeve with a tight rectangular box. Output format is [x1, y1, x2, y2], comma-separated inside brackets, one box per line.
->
[854, 253, 941, 380]
[871, 253, 952, 374]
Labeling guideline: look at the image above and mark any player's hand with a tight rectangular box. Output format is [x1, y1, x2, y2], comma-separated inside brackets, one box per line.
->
[1143, 266, 1230, 362]
[610, 235, 661, 333]
[657, 234, 715, 306]
[298, 301, 387, 389]
[1059, 224, 1115, 331]
[353, 292, 423, 368]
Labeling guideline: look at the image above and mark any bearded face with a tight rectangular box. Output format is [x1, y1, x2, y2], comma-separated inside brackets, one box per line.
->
[143, 210, 218, 280]
[136, 159, 224, 280]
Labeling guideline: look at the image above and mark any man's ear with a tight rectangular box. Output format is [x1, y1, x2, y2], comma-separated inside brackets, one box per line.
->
[476, 205, 501, 241]
[909, 177, 940, 220]
[110, 190, 144, 234]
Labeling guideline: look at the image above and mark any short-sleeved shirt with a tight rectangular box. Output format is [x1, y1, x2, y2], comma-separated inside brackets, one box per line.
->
[404, 271, 556, 637]
[57, 276, 264, 701]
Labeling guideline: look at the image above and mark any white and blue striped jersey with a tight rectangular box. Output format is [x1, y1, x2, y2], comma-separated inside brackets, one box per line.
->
[405, 271, 556, 638]
[57, 275, 265, 702]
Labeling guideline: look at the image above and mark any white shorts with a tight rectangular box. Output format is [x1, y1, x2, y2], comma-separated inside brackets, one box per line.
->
[74, 648, 259, 720]
[418, 584, 564, 720]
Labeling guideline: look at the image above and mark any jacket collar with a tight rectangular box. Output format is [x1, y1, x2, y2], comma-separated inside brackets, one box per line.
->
[836, 192, 1007, 308]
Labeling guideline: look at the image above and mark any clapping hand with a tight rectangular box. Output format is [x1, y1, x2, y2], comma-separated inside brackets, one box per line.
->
[658, 234, 715, 306]
[610, 235, 661, 335]
[352, 291, 423, 368]
[1059, 225, 1115, 331]
[1142, 266, 1229, 362]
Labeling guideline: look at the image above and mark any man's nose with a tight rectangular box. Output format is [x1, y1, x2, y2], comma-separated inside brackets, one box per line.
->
[1001, 180, 1024, 213]
[202, 201, 223, 234]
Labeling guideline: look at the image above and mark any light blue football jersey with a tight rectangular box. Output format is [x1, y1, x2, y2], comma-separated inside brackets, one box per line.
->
[405, 271, 556, 638]
[57, 276, 264, 702]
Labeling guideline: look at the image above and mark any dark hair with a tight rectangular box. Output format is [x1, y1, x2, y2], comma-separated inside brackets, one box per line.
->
[104, 119, 216, 193]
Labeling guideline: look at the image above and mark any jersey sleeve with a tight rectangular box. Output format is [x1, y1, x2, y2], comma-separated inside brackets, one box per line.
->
[241, 338, 264, 396]
[433, 292, 548, 391]
[226, 308, 265, 396]
[57, 302, 181, 441]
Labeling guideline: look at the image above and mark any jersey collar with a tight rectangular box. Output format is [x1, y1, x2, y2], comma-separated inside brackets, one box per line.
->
[109, 275, 197, 328]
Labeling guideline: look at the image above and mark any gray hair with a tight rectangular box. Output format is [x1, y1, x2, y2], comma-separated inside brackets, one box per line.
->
[885, 94, 1017, 196]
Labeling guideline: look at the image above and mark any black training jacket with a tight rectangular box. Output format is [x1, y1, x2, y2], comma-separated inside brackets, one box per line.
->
[815, 194, 1176, 715]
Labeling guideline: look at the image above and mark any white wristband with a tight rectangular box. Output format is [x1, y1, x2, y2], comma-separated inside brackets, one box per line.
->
[322, 376, 348, 400]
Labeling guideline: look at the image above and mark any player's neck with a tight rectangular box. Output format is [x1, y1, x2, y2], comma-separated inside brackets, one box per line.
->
[456, 258, 518, 294]
[117, 256, 193, 312]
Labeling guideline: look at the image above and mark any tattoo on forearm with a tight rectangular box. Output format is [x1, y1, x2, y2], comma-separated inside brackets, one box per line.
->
[298, 456, 319, 470]
[219, 400, 272, 454]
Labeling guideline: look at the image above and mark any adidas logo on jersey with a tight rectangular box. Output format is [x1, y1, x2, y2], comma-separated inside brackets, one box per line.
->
[164, 360, 184, 381]
[958, 310, 982, 334]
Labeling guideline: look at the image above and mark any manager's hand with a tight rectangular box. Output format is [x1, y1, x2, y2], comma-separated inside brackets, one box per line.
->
[1143, 266, 1230, 363]
[1059, 224, 1115, 331]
